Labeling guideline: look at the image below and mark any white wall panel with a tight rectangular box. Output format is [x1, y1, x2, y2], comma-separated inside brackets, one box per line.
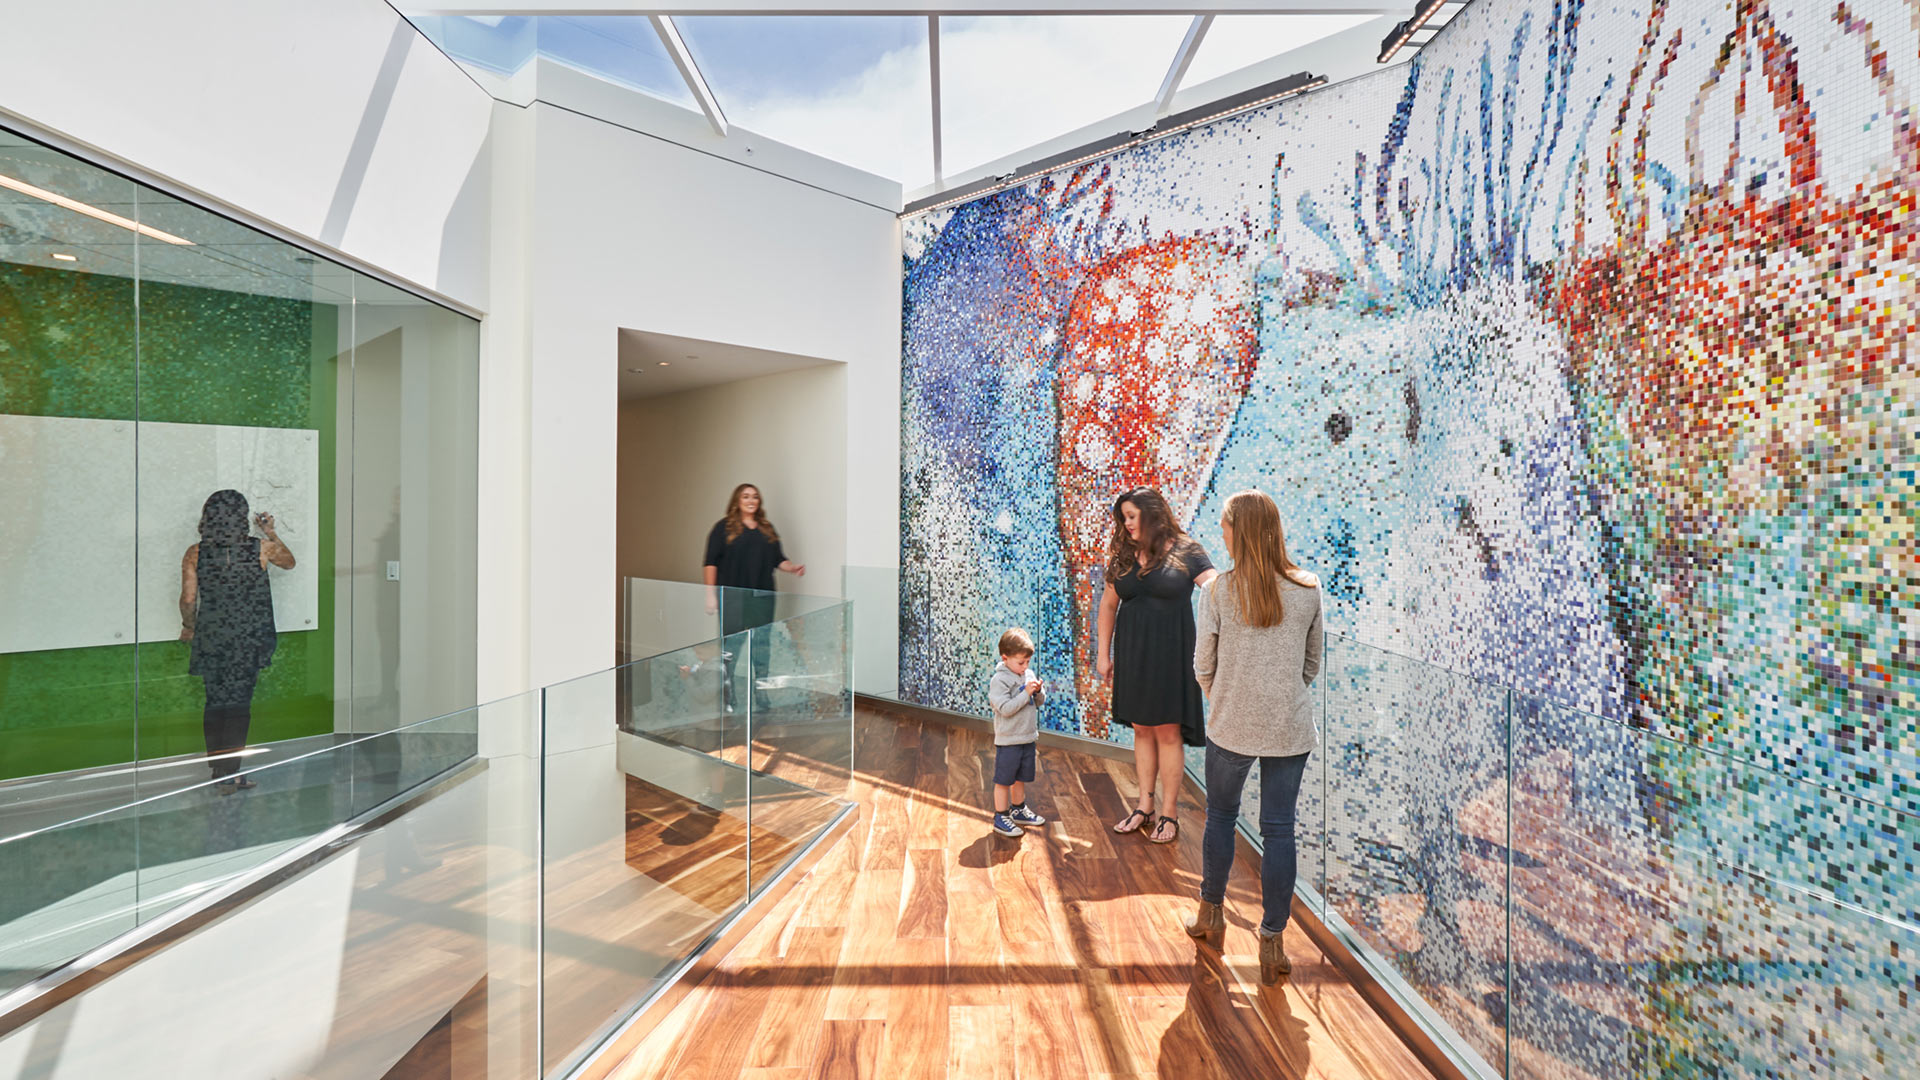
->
[0, 415, 319, 655]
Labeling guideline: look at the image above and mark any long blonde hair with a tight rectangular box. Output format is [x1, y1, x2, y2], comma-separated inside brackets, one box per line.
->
[723, 483, 780, 543]
[1219, 491, 1314, 628]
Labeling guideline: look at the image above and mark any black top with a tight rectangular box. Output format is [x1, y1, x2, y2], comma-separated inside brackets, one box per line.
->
[1109, 538, 1214, 746]
[190, 537, 278, 678]
[704, 520, 786, 591]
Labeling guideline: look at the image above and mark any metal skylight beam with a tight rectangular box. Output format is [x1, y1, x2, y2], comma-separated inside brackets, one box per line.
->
[929, 15, 944, 182]
[649, 14, 729, 135]
[1154, 15, 1213, 116]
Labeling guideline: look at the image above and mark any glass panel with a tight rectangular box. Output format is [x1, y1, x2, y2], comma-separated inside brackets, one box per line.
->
[0, 694, 538, 1077]
[747, 602, 852, 894]
[537, 16, 696, 107]
[1323, 637, 1509, 1075]
[132, 184, 350, 810]
[677, 16, 933, 187]
[407, 14, 694, 110]
[1509, 692, 1920, 1080]
[346, 274, 480, 815]
[939, 15, 1193, 177]
[542, 637, 750, 1075]
[1180, 15, 1379, 91]
[0, 129, 140, 789]
[840, 565, 900, 698]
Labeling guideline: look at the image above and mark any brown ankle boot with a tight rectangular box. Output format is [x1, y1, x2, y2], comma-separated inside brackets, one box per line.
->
[1258, 930, 1291, 985]
[1184, 900, 1225, 940]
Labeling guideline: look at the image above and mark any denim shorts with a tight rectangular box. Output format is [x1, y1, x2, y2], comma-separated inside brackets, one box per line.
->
[992, 741, 1037, 785]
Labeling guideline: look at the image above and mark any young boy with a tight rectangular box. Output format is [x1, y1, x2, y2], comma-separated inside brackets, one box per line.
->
[987, 628, 1048, 837]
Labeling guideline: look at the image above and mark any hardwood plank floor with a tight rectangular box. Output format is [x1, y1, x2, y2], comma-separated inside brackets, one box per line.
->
[598, 709, 1439, 1080]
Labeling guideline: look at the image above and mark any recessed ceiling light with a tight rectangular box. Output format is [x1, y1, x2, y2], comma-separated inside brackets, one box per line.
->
[51, 252, 76, 262]
[658, 361, 671, 367]
[626, 367, 644, 374]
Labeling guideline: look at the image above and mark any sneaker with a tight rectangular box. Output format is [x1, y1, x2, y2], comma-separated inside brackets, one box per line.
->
[1008, 805, 1046, 827]
[991, 813, 1024, 838]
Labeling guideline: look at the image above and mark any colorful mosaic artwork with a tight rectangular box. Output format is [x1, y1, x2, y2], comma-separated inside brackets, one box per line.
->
[900, 0, 1919, 1074]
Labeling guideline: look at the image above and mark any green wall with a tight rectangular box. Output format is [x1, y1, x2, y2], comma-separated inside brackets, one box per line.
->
[0, 263, 339, 779]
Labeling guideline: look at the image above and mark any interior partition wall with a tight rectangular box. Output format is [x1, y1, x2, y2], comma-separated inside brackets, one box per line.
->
[0, 122, 479, 790]
[888, 0, 1919, 1075]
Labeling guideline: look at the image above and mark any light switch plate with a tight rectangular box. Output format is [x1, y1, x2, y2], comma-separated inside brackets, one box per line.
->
[386, 561, 401, 582]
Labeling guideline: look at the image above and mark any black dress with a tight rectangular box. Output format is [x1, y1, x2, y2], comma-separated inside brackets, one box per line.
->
[1110, 538, 1214, 747]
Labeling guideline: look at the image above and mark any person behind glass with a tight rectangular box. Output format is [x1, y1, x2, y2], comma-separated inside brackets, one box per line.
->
[179, 490, 293, 792]
[702, 484, 804, 709]
[1097, 486, 1217, 845]
[1184, 490, 1322, 986]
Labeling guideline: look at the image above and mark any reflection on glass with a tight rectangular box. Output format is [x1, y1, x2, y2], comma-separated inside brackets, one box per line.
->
[0, 130, 139, 784]
[544, 638, 752, 1075]
[0, 122, 481, 1008]
[1320, 642, 1510, 1076]
[746, 602, 853, 893]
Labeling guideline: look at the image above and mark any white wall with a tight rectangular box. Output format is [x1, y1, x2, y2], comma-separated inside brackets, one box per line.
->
[527, 103, 899, 690]
[617, 365, 848, 594]
[0, 0, 494, 311]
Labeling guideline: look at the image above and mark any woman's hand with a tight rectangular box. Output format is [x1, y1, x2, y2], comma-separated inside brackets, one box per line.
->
[780, 561, 807, 578]
[179, 626, 194, 642]
[1096, 653, 1113, 681]
[255, 512, 279, 539]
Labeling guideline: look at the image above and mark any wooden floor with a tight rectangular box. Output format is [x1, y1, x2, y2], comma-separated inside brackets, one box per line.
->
[594, 708, 1436, 1080]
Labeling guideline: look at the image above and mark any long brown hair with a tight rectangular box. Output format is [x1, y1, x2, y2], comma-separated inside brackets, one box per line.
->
[1105, 486, 1187, 582]
[723, 483, 780, 543]
[1219, 490, 1314, 628]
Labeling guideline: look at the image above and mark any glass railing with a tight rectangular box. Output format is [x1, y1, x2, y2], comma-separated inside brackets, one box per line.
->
[619, 576, 844, 663]
[840, 565, 900, 698]
[0, 590, 855, 1080]
[851, 594, 1919, 1080]
[1291, 633, 1920, 1080]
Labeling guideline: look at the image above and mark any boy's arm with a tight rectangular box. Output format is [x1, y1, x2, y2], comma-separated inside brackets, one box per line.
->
[988, 674, 1032, 718]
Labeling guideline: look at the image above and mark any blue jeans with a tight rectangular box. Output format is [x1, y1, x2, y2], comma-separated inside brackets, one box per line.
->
[1200, 742, 1310, 937]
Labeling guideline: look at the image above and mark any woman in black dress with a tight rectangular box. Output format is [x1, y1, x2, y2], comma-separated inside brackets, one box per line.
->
[703, 484, 806, 708]
[179, 490, 295, 791]
[1096, 486, 1217, 844]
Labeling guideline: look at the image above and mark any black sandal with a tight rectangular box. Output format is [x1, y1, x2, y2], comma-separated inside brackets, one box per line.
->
[1112, 807, 1151, 834]
[1147, 816, 1179, 844]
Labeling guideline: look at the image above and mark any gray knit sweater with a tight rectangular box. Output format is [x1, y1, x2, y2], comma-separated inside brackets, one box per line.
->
[987, 662, 1042, 746]
[1193, 572, 1324, 757]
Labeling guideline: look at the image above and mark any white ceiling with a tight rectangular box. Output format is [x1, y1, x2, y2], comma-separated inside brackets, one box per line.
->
[618, 328, 838, 400]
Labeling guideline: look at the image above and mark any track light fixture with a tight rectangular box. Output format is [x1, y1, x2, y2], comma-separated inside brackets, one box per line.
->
[1379, 0, 1448, 63]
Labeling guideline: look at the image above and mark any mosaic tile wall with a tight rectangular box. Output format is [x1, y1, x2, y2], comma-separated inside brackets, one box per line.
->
[900, 0, 1919, 1074]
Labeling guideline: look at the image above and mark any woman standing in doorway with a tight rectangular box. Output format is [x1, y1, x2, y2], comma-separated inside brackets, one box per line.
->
[1097, 486, 1216, 845]
[179, 490, 294, 791]
[1184, 490, 1321, 986]
[703, 484, 805, 709]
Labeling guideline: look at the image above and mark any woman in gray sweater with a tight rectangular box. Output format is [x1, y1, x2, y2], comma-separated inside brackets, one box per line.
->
[1183, 490, 1322, 985]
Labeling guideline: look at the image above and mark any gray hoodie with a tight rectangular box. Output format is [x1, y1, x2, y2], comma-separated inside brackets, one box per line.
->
[987, 662, 1042, 746]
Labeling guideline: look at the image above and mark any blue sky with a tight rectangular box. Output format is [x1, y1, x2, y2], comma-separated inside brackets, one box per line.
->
[411, 14, 1379, 189]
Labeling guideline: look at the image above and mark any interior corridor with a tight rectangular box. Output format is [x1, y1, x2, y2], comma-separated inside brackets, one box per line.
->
[593, 708, 1436, 1080]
